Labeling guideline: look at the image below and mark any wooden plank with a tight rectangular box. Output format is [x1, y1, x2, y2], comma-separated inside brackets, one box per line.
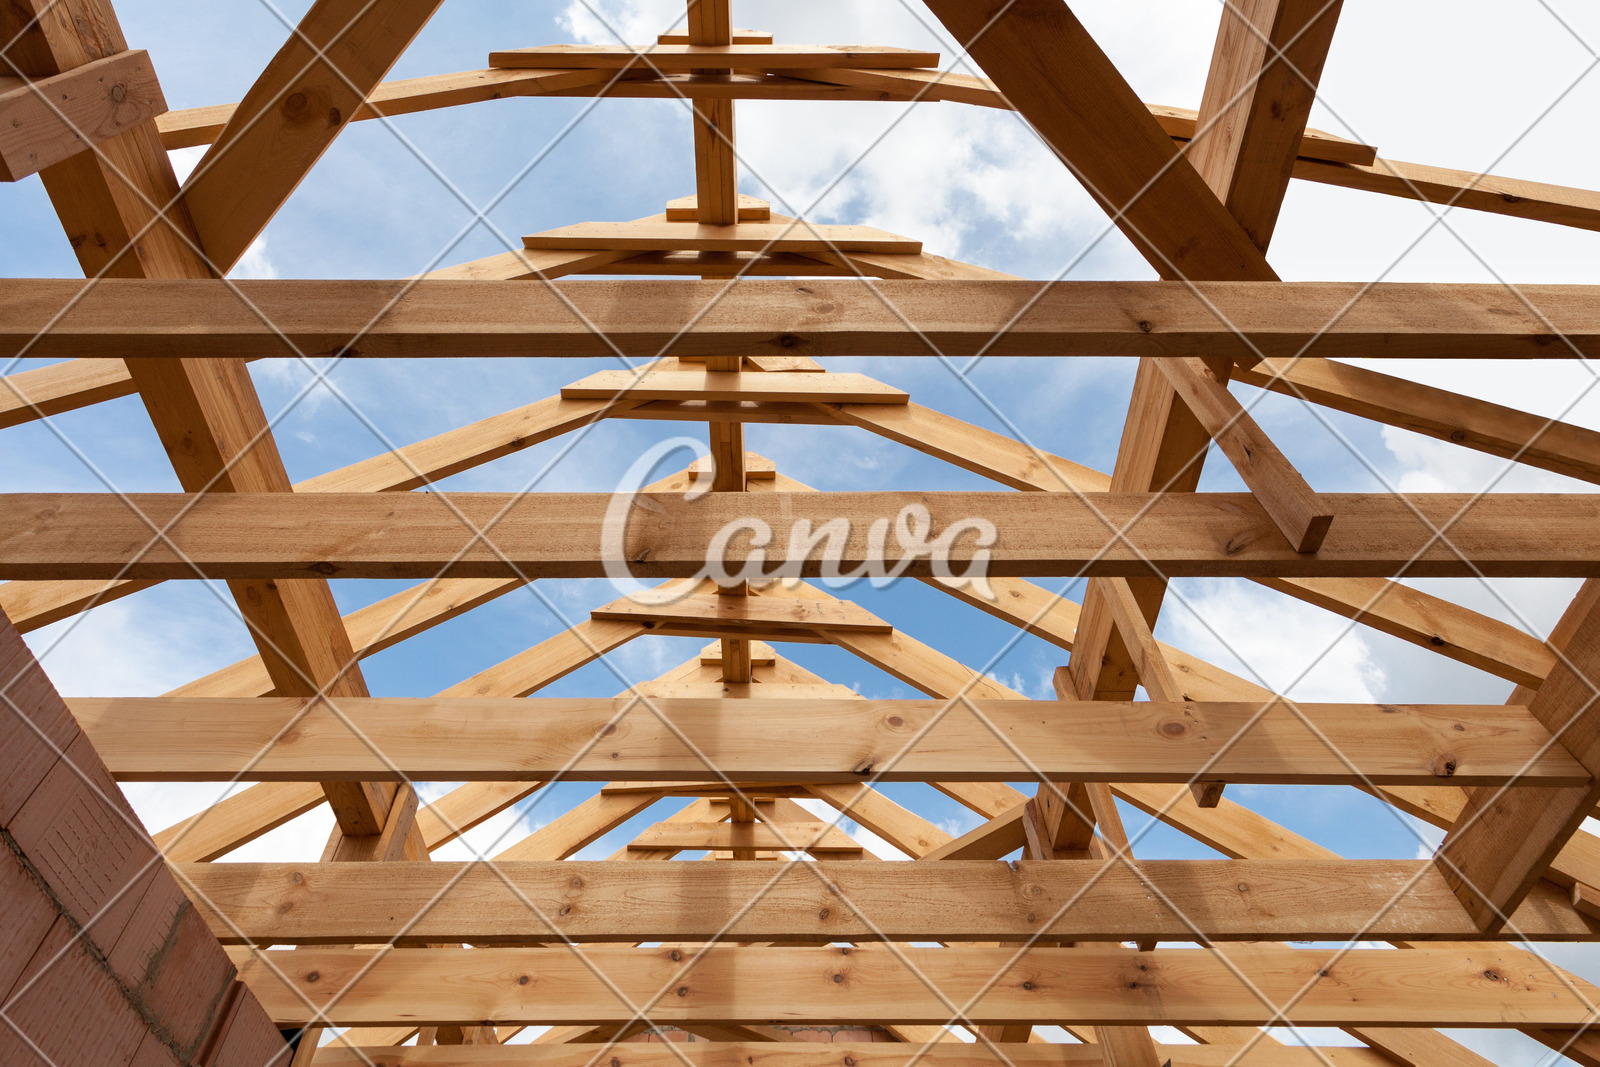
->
[666, 194, 769, 221]
[489, 45, 941, 71]
[591, 594, 891, 634]
[1254, 575, 1554, 688]
[659, 30, 773, 46]
[230, 944, 1600, 1027]
[1153, 355, 1334, 551]
[625, 822, 862, 853]
[562, 370, 907, 404]
[686, 0, 738, 226]
[8, 279, 1600, 362]
[919, 0, 1274, 282]
[784, 68, 1378, 165]
[152, 781, 326, 863]
[75, 695, 1583, 785]
[0, 357, 145, 429]
[155, 67, 610, 149]
[1293, 154, 1600, 232]
[811, 250, 1019, 281]
[523, 221, 920, 254]
[310, 1044, 1397, 1067]
[1437, 583, 1600, 930]
[420, 248, 630, 281]
[919, 803, 1028, 861]
[12, 490, 1600, 580]
[179, 858, 1600, 945]
[1236, 355, 1600, 486]
[1188, 0, 1345, 250]
[0, 50, 165, 181]
[178, 0, 446, 272]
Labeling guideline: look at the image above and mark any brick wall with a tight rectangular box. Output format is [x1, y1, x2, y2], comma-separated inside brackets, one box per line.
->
[0, 608, 288, 1066]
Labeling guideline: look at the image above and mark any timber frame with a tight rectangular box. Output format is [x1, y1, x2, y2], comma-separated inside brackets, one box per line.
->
[4, 1, 1600, 1065]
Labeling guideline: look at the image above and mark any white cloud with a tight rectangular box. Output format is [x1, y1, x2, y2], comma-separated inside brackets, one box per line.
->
[1164, 579, 1385, 702]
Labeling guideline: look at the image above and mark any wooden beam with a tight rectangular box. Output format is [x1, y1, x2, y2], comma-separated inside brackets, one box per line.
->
[231, 944, 1600, 1027]
[625, 822, 862, 854]
[180, 858, 1599, 946]
[918, 0, 1275, 282]
[489, 45, 941, 71]
[177, 0, 445, 272]
[1437, 582, 1600, 930]
[9, 279, 1600, 362]
[591, 594, 891, 635]
[666, 193, 768, 222]
[523, 220, 920, 254]
[1292, 154, 1600, 232]
[1236, 355, 1600, 486]
[12, 490, 1600, 580]
[918, 803, 1028, 861]
[1153, 355, 1333, 551]
[78, 694, 1586, 786]
[0, 49, 165, 181]
[562, 369, 908, 404]
[685, 0, 738, 225]
[310, 1043, 1397, 1067]
[1188, 0, 1345, 250]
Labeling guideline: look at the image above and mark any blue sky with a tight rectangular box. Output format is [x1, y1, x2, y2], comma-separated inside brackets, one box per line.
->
[5, 0, 1600, 1060]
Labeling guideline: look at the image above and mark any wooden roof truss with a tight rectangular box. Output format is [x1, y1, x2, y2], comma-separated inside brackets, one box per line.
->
[5, 0, 1600, 1064]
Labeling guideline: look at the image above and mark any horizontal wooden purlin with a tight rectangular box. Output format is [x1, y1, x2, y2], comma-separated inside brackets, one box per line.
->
[230, 944, 1600, 1027]
[612, 400, 839, 424]
[312, 1042, 1387, 1067]
[524, 221, 921, 255]
[591, 594, 891, 634]
[180, 859, 1598, 945]
[6, 280, 1599, 362]
[589, 252, 847, 277]
[561, 370, 908, 404]
[9, 491, 1600, 580]
[488, 45, 943, 71]
[625, 822, 862, 853]
[74, 695, 1585, 785]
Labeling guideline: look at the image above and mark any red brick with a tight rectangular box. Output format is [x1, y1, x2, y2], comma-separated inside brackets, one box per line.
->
[137, 901, 238, 1055]
[0, 615, 83, 827]
[0, 846, 59, 998]
[203, 982, 290, 1067]
[3, 917, 147, 1067]
[105, 867, 187, 990]
[8, 733, 159, 950]
[128, 1031, 184, 1067]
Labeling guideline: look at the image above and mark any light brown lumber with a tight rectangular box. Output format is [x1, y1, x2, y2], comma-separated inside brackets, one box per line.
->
[0, 357, 145, 429]
[803, 783, 953, 858]
[666, 194, 770, 221]
[77, 695, 1582, 786]
[1154, 355, 1334, 551]
[625, 822, 862, 854]
[810, 250, 1019, 281]
[152, 780, 327, 863]
[523, 220, 920, 254]
[155, 67, 611, 149]
[313, 1044, 1396, 1067]
[686, 0, 738, 226]
[177, 0, 445, 272]
[784, 67, 1377, 166]
[1293, 154, 1600, 232]
[918, 803, 1028, 861]
[169, 577, 525, 698]
[625, 682, 857, 699]
[490, 789, 665, 862]
[420, 247, 630, 281]
[1255, 575, 1555, 688]
[659, 30, 771, 46]
[919, 0, 1275, 282]
[563, 369, 907, 404]
[415, 781, 546, 852]
[11, 279, 1600, 361]
[0, 49, 165, 181]
[1437, 580, 1600, 930]
[591, 594, 890, 635]
[179, 858, 1600, 946]
[231, 944, 1600, 1027]
[489, 45, 941, 71]
[16, 489, 1600, 580]
[5, 2, 405, 841]
[590, 250, 851, 276]
[808, 407, 1556, 687]
[1187, 0, 1345, 251]
[1236, 355, 1600, 486]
